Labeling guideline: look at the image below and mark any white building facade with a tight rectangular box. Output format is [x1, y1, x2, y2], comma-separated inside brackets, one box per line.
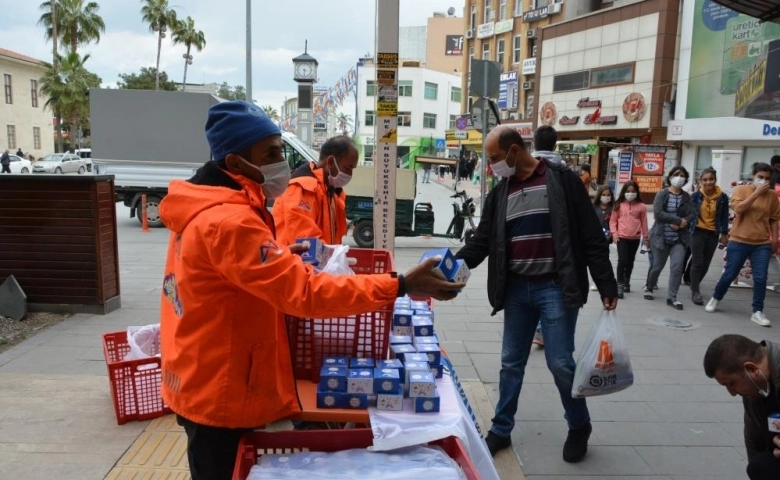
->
[354, 61, 462, 165]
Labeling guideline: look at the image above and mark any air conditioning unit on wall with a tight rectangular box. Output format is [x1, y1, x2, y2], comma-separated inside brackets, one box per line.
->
[549, 3, 562, 14]
[523, 82, 534, 90]
[466, 30, 474, 39]
[526, 29, 536, 39]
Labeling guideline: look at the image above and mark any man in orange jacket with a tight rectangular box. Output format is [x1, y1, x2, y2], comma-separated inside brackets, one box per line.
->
[273, 135, 357, 246]
[158, 100, 464, 480]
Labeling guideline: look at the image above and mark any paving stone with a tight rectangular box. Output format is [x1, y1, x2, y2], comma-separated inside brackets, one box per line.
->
[636, 446, 746, 476]
[0, 275, 26, 321]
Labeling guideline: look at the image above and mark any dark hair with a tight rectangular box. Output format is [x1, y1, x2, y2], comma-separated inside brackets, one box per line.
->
[698, 167, 717, 182]
[771, 156, 780, 187]
[497, 128, 526, 152]
[771, 155, 780, 167]
[703, 334, 765, 378]
[667, 165, 689, 185]
[320, 135, 356, 161]
[751, 161, 772, 176]
[593, 185, 614, 206]
[581, 163, 591, 173]
[615, 180, 641, 209]
[533, 126, 557, 151]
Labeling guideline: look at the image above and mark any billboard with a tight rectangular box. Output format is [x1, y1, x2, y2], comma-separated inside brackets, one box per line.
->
[686, 0, 780, 120]
[498, 71, 518, 110]
[445, 35, 464, 55]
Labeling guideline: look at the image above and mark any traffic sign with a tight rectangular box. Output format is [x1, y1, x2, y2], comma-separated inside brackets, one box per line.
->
[470, 60, 502, 98]
[455, 116, 469, 131]
[434, 138, 446, 149]
[469, 98, 499, 131]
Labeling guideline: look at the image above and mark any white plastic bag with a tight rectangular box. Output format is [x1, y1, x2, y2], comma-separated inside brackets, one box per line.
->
[321, 245, 355, 275]
[123, 324, 162, 361]
[572, 310, 633, 398]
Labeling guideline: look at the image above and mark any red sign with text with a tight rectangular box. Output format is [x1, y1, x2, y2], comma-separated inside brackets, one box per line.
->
[632, 152, 664, 175]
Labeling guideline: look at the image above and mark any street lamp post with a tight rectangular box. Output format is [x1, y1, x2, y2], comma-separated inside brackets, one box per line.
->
[246, 0, 252, 103]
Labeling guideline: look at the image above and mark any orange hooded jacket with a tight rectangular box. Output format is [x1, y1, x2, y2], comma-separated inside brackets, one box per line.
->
[158, 162, 398, 428]
[273, 163, 347, 247]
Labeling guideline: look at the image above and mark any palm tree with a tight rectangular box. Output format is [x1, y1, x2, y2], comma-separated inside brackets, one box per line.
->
[140, 0, 178, 90]
[336, 112, 353, 136]
[38, 0, 105, 54]
[172, 16, 206, 90]
[40, 52, 101, 150]
[262, 105, 280, 121]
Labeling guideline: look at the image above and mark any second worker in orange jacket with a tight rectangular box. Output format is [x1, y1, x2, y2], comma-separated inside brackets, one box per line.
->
[273, 136, 358, 246]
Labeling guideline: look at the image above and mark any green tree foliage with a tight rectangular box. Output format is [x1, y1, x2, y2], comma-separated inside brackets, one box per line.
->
[261, 105, 279, 121]
[172, 16, 206, 89]
[140, 0, 178, 90]
[117, 67, 177, 91]
[38, 0, 106, 54]
[216, 82, 247, 101]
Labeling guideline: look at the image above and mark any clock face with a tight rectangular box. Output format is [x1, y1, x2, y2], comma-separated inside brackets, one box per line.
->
[296, 62, 313, 79]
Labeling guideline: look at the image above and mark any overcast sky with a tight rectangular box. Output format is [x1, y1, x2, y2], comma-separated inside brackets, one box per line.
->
[0, 0, 462, 114]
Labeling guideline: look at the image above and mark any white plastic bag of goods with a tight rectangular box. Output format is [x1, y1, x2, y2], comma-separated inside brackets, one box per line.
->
[123, 324, 161, 361]
[321, 245, 355, 275]
[572, 310, 634, 398]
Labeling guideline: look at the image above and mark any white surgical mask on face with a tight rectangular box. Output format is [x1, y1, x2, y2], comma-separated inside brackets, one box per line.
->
[491, 148, 516, 178]
[254, 159, 291, 199]
[625, 192, 637, 201]
[600, 196, 612, 204]
[670, 176, 686, 188]
[329, 160, 352, 189]
[754, 177, 768, 187]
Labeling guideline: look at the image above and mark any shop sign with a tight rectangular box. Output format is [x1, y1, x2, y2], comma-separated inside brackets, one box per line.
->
[632, 151, 664, 175]
[494, 19, 514, 34]
[523, 5, 549, 23]
[577, 98, 602, 108]
[539, 101, 557, 126]
[622, 92, 647, 122]
[585, 114, 619, 125]
[763, 123, 780, 136]
[522, 58, 536, 75]
[633, 175, 664, 194]
[558, 115, 580, 126]
[445, 35, 464, 55]
[476, 22, 495, 39]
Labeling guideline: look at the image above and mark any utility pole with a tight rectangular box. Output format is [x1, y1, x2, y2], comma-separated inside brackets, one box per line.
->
[245, 0, 252, 104]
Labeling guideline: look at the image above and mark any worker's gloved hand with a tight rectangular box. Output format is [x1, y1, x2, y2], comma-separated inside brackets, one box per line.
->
[403, 257, 465, 301]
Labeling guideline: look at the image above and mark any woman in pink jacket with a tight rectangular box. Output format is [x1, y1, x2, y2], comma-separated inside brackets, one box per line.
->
[610, 180, 649, 298]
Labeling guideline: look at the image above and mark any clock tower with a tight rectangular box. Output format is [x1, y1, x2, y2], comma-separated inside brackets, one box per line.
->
[292, 42, 318, 148]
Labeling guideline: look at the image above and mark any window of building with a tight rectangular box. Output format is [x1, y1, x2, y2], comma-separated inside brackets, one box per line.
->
[399, 80, 413, 97]
[499, 0, 507, 19]
[314, 121, 326, 130]
[514, 0, 523, 16]
[482, 42, 490, 60]
[364, 144, 374, 163]
[397, 111, 412, 127]
[450, 86, 462, 103]
[513, 35, 522, 63]
[694, 146, 719, 180]
[553, 70, 589, 92]
[423, 113, 437, 129]
[470, 3, 477, 29]
[6, 125, 16, 149]
[365, 110, 376, 126]
[449, 114, 458, 129]
[530, 40, 537, 57]
[534, 0, 549, 7]
[497, 38, 505, 64]
[30, 79, 38, 108]
[483, 0, 493, 23]
[469, 45, 475, 70]
[366, 80, 376, 96]
[526, 94, 535, 117]
[591, 63, 635, 88]
[424, 82, 438, 100]
[3, 74, 12, 104]
[33, 126, 41, 150]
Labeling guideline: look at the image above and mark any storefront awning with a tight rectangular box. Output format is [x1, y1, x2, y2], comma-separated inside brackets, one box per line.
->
[710, 0, 780, 23]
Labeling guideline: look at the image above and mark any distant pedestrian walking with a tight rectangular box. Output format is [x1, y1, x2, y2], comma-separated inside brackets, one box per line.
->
[1, 150, 11, 174]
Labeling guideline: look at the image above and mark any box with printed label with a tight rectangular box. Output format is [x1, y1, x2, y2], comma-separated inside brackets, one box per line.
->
[412, 335, 439, 347]
[392, 325, 413, 337]
[322, 355, 348, 367]
[411, 316, 434, 337]
[394, 297, 412, 309]
[429, 362, 444, 379]
[347, 368, 374, 394]
[410, 301, 430, 312]
[349, 357, 375, 368]
[393, 309, 414, 327]
[296, 237, 327, 266]
[769, 413, 780, 433]
[318, 366, 347, 392]
[404, 361, 430, 385]
[376, 385, 404, 411]
[373, 368, 401, 393]
[419, 248, 458, 280]
[404, 352, 429, 364]
[377, 358, 403, 370]
[316, 390, 344, 409]
[343, 393, 369, 409]
[416, 344, 441, 365]
[414, 391, 440, 413]
[413, 309, 434, 319]
[451, 259, 471, 287]
[389, 334, 412, 345]
[390, 344, 416, 360]
[408, 371, 437, 398]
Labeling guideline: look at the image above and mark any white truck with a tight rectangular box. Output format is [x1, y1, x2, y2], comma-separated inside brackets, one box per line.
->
[89, 88, 318, 227]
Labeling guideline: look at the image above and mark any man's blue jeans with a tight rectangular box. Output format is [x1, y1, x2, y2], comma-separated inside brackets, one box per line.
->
[712, 241, 772, 313]
[491, 274, 590, 438]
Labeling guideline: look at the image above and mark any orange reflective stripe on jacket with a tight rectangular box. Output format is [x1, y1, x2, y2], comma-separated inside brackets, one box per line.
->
[273, 164, 347, 247]
[158, 166, 398, 429]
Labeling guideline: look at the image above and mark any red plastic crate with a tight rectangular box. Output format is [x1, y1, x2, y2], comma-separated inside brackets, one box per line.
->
[286, 249, 396, 382]
[102, 331, 171, 425]
[232, 429, 481, 480]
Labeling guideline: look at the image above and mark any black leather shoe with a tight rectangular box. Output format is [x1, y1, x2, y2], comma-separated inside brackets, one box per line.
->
[667, 298, 684, 310]
[485, 431, 512, 456]
[563, 422, 592, 463]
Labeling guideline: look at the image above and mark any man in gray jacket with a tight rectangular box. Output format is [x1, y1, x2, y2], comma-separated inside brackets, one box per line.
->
[704, 335, 780, 480]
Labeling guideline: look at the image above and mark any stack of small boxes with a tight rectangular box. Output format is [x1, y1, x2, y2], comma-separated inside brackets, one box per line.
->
[316, 356, 402, 410]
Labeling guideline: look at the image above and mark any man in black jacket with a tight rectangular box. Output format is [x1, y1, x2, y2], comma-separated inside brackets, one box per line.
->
[456, 125, 618, 462]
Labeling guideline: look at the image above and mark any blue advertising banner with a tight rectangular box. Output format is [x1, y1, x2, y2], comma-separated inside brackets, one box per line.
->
[497, 71, 518, 110]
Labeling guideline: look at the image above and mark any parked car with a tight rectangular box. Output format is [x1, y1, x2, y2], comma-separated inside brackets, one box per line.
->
[33, 153, 91, 174]
[7, 154, 32, 174]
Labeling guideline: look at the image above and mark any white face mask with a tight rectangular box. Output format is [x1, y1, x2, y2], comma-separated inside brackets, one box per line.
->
[254, 159, 291, 199]
[600, 196, 612, 204]
[754, 177, 768, 187]
[491, 149, 516, 178]
[329, 159, 352, 189]
[624, 192, 637, 201]
[670, 176, 686, 188]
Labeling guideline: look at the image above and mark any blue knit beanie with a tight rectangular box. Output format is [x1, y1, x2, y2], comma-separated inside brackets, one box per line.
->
[205, 101, 281, 161]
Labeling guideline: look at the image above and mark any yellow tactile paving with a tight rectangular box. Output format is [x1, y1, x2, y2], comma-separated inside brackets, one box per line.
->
[104, 415, 190, 480]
